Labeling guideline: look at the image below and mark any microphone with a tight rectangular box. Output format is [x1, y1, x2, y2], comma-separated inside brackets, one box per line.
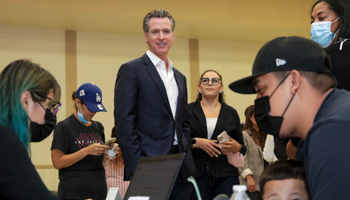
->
[213, 194, 229, 200]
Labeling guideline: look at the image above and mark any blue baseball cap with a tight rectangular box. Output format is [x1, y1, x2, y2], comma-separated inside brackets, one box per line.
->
[76, 83, 107, 112]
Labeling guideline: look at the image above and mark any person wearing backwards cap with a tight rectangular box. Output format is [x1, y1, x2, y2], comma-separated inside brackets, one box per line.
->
[51, 83, 109, 200]
[229, 36, 350, 200]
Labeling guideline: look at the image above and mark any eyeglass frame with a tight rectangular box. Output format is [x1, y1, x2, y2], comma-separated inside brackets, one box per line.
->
[31, 91, 62, 116]
[200, 78, 221, 85]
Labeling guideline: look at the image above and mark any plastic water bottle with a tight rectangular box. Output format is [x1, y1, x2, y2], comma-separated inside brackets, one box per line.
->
[106, 143, 119, 160]
[229, 185, 251, 200]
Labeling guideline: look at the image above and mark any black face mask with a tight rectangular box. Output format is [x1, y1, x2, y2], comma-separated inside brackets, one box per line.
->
[253, 73, 295, 138]
[30, 108, 57, 142]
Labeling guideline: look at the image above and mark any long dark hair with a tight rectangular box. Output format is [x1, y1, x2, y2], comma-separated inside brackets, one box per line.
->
[312, 0, 350, 40]
[196, 69, 225, 103]
[243, 105, 266, 149]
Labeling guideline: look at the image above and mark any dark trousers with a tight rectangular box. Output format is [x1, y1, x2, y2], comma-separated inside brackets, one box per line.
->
[169, 173, 194, 200]
[168, 145, 194, 200]
[190, 168, 239, 200]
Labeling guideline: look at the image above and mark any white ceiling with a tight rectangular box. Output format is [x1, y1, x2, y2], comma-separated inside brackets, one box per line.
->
[0, 0, 316, 43]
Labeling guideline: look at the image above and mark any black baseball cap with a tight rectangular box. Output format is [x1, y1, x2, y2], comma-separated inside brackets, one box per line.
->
[229, 36, 330, 94]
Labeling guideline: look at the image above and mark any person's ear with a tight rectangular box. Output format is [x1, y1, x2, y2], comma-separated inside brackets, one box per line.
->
[21, 90, 32, 111]
[290, 70, 301, 94]
[74, 98, 81, 108]
[172, 31, 175, 41]
[144, 32, 149, 43]
[220, 84, 224, 92]
[197, 84, 202, 94]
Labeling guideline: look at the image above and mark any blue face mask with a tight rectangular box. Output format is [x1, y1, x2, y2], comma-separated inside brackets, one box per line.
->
[310, 17, 340, 48]
[78, 104, 88, 124]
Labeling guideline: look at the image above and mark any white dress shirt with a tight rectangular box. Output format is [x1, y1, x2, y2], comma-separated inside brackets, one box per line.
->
[206, 118, 218, 139]
[263, 134, 278, 162]
[146, 50, 179, 145]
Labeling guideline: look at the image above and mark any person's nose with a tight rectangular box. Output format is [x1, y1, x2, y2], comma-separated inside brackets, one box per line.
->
[159, 31, 164, 40]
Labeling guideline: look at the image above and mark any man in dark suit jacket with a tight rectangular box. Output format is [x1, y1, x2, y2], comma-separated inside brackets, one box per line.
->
[114, 9, 196, 200]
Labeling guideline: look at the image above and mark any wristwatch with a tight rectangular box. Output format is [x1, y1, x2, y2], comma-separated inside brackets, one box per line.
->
[192, 138, 199, 148]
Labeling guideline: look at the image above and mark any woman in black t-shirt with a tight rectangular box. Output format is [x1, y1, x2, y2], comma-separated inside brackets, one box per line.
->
[51, 83, 109, 200]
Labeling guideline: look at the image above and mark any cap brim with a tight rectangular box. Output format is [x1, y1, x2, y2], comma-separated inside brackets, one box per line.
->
[229, 71, 268, 94]
[85, 102, 107, 112]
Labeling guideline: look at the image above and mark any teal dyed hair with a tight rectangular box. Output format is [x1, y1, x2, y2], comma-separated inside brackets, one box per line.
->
[0, 59, 61, 150]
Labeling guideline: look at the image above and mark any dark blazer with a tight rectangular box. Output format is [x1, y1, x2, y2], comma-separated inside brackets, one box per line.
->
[188, 100, 246, 178]
[326, 39, 350, 91]
[114, 53, 196, 181]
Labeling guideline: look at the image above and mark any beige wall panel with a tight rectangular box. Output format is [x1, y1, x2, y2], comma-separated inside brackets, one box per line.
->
[44, 168, 59, 191]
[189, 39, 200, 102]
[76, 32, 145, 139]
[36, 168, 58, 191]
[65, 30, 78, 116]
[0, 24, 66, 164]
[0, 24, 65, 191]
[198, 39, 264, 121]
[76, 31, 190, 139]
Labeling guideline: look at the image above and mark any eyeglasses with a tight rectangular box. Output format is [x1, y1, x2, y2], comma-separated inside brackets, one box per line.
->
[32, 92, 62, 116]
[38, 101, 61, 116]
[201, 78, 221, 85]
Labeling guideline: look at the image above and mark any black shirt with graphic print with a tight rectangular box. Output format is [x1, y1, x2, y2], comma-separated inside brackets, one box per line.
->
[51, 114, 107, 200]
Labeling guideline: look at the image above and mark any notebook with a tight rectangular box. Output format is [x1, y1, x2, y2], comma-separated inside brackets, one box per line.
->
[124, 153, 185, 200]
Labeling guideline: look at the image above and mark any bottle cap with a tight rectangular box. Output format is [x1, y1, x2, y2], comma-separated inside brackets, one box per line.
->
[233, 185, 247, 191]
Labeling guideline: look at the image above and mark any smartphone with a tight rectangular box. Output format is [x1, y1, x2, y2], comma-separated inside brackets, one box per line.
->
[105, 138, 117, 145]
[217, 131, 230, 142]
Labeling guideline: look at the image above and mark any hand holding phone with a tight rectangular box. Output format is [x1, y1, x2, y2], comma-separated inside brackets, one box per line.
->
[217, 131, 230, 143]
[105, 138, 117, 145]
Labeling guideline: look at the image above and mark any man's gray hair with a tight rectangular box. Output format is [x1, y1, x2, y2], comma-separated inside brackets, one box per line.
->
[143, 9, 175, 33]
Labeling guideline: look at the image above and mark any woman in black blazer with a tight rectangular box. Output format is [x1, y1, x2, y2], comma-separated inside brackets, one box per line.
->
[189, 70, 246, 200]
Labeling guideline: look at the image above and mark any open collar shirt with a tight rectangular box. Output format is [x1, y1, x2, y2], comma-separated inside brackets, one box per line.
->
[146, 50, 179, 145]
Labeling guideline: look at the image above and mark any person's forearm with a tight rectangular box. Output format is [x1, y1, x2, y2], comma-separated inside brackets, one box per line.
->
[52, 148, 88, 169]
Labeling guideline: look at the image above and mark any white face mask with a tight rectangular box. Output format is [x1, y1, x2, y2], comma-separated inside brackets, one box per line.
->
[310, 17, 340, 48]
